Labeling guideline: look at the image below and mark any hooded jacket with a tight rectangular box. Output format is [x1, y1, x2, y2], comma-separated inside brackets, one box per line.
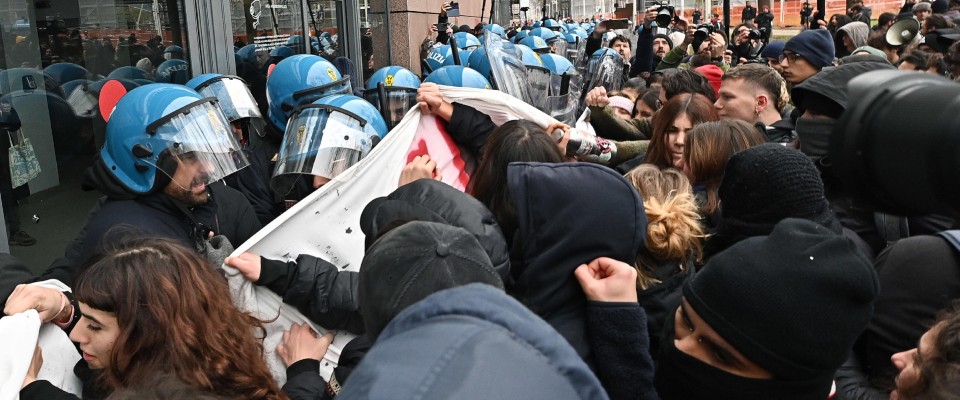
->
[838, 22, 870, 55]
[255, 179, 511, 334]
[507, 162, 645, 358]
[339, 283, 610, 400]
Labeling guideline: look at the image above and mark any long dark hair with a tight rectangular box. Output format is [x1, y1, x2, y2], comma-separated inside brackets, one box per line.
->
[645, 93, 718, 169]
[74, 236, 285, 400]
[469, 120, 563, 238]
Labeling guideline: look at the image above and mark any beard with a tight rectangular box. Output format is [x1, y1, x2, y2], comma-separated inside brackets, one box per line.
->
[164, 180, 210, 206]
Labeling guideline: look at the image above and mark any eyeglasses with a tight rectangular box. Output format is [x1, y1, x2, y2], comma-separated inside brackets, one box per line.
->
[779, 52, 803, 64]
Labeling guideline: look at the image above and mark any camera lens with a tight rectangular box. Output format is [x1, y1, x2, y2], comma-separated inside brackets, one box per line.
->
[832, 70, 960, 215]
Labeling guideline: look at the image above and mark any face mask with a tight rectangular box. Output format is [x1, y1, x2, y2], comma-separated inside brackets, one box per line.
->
[654, 313, 833, 400]
[793, 117, 836, 161]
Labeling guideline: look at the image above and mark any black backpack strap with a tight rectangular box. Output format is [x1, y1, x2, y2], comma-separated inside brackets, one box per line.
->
[874, 212, 910, 246]
[938, 230, 960, 253]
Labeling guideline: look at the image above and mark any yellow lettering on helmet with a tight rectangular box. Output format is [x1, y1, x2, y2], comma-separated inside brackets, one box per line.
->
[326, 67, 338, 81]
[385, 74, 395, 86]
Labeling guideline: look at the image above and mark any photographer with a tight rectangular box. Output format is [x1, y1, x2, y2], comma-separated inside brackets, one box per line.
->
[728, 23, 764, 65]
[657, 23, 729, 71]
[419, 2, 455, 71]
[632, 6, 674, 75]
[753, 5, 774, 44]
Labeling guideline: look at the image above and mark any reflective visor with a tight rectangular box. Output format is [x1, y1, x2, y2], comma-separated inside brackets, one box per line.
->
[150, 99, 250, 185]
[193, 75, 261, 122]
[363, 86, 418, 129]
[271, 106, 379, 195]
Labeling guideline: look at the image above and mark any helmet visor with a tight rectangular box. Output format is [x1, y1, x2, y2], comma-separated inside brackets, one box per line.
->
[194, 76, 261, 122]
[587, 54, 626, 93]
[363, 86, 418, 129]
[271, 106, 379, 195]
[150, 99, 250, 186]
[553, 39, 568, 56]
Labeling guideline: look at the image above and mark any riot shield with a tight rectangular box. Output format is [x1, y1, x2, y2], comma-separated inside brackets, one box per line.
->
[585, 49, 626, 95]
[525, 64, 551, 112]
[548, 73, 583, 125]
[483, 33, 533, 106]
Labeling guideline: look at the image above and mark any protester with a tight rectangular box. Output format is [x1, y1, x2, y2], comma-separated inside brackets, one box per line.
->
[680, 119, 766, 219]
[15, 237, 283, 399]
[888, 303, 960, 399]
[780, 29, 836, 84]
[644, 93, 718, 169]
[623, 164, 704, 357]
[714, 63, 794, 143]
[655, 218, 879, 399]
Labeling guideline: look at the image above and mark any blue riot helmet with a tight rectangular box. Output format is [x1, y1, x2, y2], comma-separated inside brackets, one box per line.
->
[44, 63, 89, 86]
[540, 53, 576, 75]
[272, 94, 387, 193]
[532, 20, 542, 28]
[423, 45, 453, 75]
[363, 66, 421, 130]
[311, 37, 321, 53]
[483, 23, 506, 37]
[108, 66, 153, 81]
[531, 27, 558, 43]
[266, 55, 352, 132]
[187, 73, 266, 141]
[155, 59, 190, 84]
[286, 35, 304, 48]
[101, 84, 249, 196]
[452, 32, 481, 50]
[270, 45, 296, 64]
[443, 48, 473, 66]
[571, 27, 589, 39]
[520, 36, 550, 53]
[466, 48, 493, 81]
[164, 45, 184, 60]
[423, 66, 491, 89]
[542, 19, 563, 31]
[512, 30, 529, 44]
[237, 44, 268, 68]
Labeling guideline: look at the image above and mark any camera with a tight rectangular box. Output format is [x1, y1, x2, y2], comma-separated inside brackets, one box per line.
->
[447, 1, 461, 17]
[694, 24, 715, 41]
[435, 22, 449, 32]
[748, 27, 767, 40]
[654, 1, 676, 26]
[831, 70, 960, 216]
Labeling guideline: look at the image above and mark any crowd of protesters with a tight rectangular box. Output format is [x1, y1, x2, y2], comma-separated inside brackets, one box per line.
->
[1, 0, 960, 399]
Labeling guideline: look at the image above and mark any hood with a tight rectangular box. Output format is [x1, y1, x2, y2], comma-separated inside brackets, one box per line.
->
[839, 22, 870, 50]
[791, 57, 895, 113]
[340, 284, 610, 400]
[360, 179, 511, 285]
[507, 162, 646, 358]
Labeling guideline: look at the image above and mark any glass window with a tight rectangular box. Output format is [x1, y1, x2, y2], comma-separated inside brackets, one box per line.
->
[0, 0, 191, 263]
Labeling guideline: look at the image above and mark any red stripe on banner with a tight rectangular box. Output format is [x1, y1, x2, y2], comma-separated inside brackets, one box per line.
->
[405, 116, 473, 192]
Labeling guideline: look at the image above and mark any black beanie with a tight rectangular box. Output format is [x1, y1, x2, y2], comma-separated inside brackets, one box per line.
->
[653, 33, 674, 49]
[685, 218, 878, 382]
[358, 221, 505, 339]
[714, 144, 841, 246]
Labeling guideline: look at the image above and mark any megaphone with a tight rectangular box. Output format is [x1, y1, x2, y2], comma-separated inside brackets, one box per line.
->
[886, 19, 920, 46]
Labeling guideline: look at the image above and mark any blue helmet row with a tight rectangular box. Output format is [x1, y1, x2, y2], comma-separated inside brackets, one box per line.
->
[423, 66, 491, 89]
[266, 55, 351, 131]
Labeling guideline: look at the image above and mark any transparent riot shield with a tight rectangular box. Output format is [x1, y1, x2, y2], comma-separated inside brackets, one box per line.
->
[484, 32, 532, 105]
[527, 65, 552, 112]
[548, 73, 583, 125]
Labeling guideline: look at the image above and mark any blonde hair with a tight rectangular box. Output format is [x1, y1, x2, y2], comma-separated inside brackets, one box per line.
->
[624, 165, 705, 290]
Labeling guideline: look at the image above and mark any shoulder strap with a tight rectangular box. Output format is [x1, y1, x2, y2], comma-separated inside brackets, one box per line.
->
[938, 230, 960, 253]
